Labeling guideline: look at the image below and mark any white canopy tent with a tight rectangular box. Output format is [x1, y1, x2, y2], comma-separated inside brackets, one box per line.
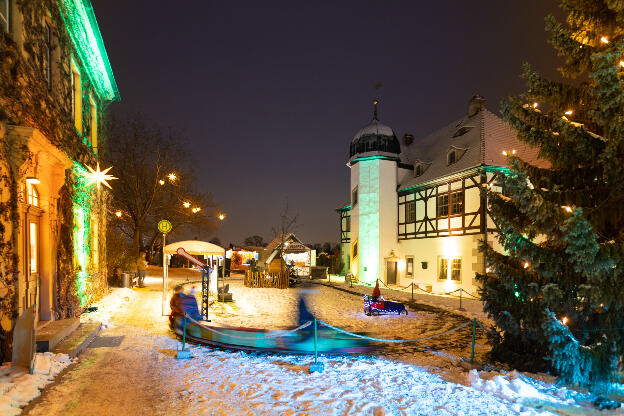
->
[161, 240, 226, 315]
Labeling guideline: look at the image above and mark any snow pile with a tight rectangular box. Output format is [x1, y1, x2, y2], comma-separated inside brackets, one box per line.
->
[468, 369, 609, 415]
[81, 287, 136, 328]
[0, 352, 73, 416]
[176, 346, 547, 415]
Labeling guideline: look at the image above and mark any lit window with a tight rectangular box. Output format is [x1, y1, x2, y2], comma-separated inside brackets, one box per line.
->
[27, 182, 38, 206]
[0, 0, 8, 33]
[406, 201, 416, 222]
[450, 191, 463, 215]
[406, 257, 414, 277]
[437, 193, 449, 217]
[29, 222, 37, 274]
[438, 257, 448, 280]
[437, 190, 463, 217]
[451, 258, 461, 281]
[89, 94, 97, 151]
[352, 186, 358, 206]
[71, 62, 82, 133]
[438, 257, 462, 282]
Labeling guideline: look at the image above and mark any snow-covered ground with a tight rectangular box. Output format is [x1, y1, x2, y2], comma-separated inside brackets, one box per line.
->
[0, 352, 73, 416]
[20, 271, 624, 415]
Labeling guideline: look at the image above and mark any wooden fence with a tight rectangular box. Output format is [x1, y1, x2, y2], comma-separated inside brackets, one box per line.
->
[244, 270, 289, 289]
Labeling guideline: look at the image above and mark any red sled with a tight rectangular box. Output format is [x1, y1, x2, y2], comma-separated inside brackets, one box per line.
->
[363, 295, 408, 316]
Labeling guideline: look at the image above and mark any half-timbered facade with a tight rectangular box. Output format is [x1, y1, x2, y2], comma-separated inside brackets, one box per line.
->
[338, 95, 539, 294]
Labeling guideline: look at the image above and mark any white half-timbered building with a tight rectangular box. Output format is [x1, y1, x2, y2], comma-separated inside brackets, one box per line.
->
[337, 95, 538, 294]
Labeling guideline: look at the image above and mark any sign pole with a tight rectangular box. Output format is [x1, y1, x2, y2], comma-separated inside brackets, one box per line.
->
[162, 231, 166, 316]
[157, 219, 172, 316]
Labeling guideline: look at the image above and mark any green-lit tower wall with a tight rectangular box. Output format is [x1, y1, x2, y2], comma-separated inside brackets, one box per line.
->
[349, 158, 398, 284]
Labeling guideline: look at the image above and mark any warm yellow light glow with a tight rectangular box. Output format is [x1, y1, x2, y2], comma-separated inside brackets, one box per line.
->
[601, 36, 609, 44]
[183, 201, 191, 208]
[523, 261, 529, 269]
[485, 267, 491, 273]
[85, 163, 117, 190]
[564, 110, 573, 115]
[502, 150, 508, 156]
[620, 61, 624, 68]
[159, 179, 165, 185]
[562, 316, 568, 325]
[115, 211, 122, 217]
[194, 207, 201, 212]
[218, 213, 225, 220]
[512, 149, 516, 155]
[532, 102, 538, 108]
[26, 177, 40, 184]
[562, 205, 573, 213]
[562, 116, 569, 121]
[192, 207, 200, 213]
[168, 173, 177, 181]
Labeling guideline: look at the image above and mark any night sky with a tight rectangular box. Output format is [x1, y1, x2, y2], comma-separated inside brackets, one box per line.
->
[92, 0, 561, 246]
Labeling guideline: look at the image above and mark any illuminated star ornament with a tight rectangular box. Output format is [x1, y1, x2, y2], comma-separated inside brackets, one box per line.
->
[85, 163, 117, 190]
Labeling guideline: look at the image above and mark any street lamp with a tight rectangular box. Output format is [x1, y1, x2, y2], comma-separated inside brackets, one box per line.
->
[167, 173, 177, 182]
[218, 213, 225, 220]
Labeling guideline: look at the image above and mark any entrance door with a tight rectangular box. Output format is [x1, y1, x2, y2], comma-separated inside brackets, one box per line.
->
[26, 219, 40, 314]
[386, 261, 397, 285]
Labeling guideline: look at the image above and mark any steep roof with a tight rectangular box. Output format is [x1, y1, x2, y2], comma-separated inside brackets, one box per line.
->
[398, 106, 542, 190]
[265, 233, 307, 251]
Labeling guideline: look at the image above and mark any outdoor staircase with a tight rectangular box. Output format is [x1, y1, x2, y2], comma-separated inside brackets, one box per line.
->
[35, 318, 102, 357]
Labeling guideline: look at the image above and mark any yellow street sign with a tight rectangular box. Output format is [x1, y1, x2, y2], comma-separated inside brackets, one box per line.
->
[157, 220, 172, 234]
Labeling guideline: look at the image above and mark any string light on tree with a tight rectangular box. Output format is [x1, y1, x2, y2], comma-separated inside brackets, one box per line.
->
[159, 179, 165, 185]
[218, 213, 226, 221]
[523, 261, 530, 269]
[533, 102, 539, 108]
[562, 205, 573, 213]
[115, 211, 122, 217]
[564, 110, 573, 115]
[600, 36, 609, 44]
[84, 163, 117, 190]
[168, 173, 177, 182]
[183, 201, 191, 208]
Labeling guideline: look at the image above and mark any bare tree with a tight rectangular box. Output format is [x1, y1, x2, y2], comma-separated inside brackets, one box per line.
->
[271, 201, 299, 275]
[243, 235, 265, 247]
[103, 115, 219, 257]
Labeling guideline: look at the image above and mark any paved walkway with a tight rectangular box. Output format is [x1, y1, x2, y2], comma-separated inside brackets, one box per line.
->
[321, 279, 491, 322]
[22, 274, 190, 416]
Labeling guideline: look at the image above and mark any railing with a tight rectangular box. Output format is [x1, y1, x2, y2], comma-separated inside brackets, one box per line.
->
[244, 270, 289, 289]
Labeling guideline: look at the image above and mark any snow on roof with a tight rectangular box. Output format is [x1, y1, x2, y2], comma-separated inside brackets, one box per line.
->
[398, 107, 543, 190]
[164, 240, 225, 255]
[352, 119, 396, 142]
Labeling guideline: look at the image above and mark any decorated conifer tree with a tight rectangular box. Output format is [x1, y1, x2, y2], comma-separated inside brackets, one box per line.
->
[478, 1, 624, 387]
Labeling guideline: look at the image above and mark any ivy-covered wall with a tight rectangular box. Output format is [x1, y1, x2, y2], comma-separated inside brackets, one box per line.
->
[0, 0, 115, 362]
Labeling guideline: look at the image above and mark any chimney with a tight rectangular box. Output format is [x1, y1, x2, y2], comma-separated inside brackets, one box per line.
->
[402, 133, 414, 146]
[468, 95, 485, 117]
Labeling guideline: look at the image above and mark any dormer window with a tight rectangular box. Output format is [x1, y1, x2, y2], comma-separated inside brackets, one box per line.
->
[413, 161, 430, 177]
[447, 150, 456, 165]
[452, 126, 473, 137]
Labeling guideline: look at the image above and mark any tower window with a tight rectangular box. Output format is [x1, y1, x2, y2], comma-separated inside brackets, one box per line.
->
[352, 186, 358, 207]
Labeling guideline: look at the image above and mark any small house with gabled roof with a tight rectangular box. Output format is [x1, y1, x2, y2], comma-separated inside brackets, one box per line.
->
[338, 95, 540, 294]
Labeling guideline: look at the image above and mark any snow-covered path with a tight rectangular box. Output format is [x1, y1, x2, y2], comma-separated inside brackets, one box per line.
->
[21, 271, 620, 415]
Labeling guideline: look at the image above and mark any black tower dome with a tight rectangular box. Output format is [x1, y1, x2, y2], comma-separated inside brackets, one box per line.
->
[349, 100, 400, 159]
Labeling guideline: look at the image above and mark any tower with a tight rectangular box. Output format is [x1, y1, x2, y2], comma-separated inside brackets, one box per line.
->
[348, 101, 400, 284]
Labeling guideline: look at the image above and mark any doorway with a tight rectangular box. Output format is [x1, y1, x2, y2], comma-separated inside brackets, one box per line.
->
[386, 261, 397, 285]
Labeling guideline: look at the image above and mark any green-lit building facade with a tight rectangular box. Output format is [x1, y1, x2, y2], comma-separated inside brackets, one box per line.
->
[0, 0, 119, 360]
